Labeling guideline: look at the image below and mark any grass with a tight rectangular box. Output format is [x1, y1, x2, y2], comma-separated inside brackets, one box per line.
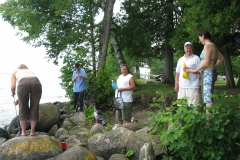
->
[133, 78, 240, 107]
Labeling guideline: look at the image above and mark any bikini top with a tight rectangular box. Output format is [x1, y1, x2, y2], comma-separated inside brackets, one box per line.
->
[200, 50, 216, 61]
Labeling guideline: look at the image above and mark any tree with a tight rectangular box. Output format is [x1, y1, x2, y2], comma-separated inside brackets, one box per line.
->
[172, 0, 240, 88]
[98, 0, 116, 68]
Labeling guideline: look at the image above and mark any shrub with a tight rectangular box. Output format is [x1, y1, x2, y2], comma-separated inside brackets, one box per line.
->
[147, 91, 240, 159]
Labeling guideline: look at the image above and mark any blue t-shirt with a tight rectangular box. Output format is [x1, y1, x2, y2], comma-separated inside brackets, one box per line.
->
[72, 69, 88, 92]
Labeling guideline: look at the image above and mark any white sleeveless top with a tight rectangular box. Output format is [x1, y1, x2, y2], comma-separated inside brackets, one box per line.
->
[16, 69, 36, 82]
[115, 74, 133, 102]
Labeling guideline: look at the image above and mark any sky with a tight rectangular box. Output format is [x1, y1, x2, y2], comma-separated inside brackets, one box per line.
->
[0, 0, 123, 74]
[0, 0, 149, 75]
[0, 0, 62, 74]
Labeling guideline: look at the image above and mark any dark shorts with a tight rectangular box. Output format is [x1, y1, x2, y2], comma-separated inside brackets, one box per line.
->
[17, 77, 42, 121]
[116, 102, 132, 122]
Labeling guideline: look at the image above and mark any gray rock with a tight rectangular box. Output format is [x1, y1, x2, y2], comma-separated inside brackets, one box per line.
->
[53, 146, 96, 160]
[88, 127, 131, 159]
[121, 123, 145, 131]
[87, 133, 103, 155]
[136, 127, 151, 134]
[88, 127, 165, 159]
[48, 125, 58, 136]
[59, 114, 67, 122]
[95, 155, 105, 160]
[0, 137, 7, 145]
[90, 123, 105, 135]
[0, 127, 9, 139]
[66, 135, 85, 149]
[54, 128, 69, 142]
[109, 154, 129, 160]
[139, 142, 156, 160]
[0, 135, 62, 160]
[69, 112, 87, 126]
[8, 116, 30, 134]
[36, 103, 61, 132]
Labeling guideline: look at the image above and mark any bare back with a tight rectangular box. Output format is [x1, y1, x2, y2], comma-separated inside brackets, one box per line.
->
[203, 42, 219, 70]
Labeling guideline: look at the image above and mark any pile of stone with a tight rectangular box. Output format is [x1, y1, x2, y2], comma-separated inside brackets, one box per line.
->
[0, 102, 165, 160]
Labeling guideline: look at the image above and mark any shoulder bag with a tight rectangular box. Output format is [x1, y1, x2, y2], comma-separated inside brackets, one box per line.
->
[112, 91, 125, 110]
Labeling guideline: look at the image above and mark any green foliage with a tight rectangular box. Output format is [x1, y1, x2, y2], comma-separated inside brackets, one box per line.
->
[59, 49, 92, 100]
[83, 105, 94, 123]
[125, 149, 134, 157]
[67, 121, 78, 131]
[148, 91, 240, 159]
[105, 123, 114, 132]
[87, 63, 114, 108]
[65, 105, 74, 114]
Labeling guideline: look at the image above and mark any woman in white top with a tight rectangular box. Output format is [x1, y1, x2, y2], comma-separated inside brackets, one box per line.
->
[11, 64, 42, 136]
[116, 64, 136, 125]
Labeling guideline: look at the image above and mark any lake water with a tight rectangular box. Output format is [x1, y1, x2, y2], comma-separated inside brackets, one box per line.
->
[0, 72, 70, 128]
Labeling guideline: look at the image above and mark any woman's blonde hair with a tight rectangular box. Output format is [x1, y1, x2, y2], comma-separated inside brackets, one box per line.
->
[17, 64, 28, 69]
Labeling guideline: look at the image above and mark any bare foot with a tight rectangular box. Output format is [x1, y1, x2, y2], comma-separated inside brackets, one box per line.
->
[30, 132, 38, 136]
[21, 132, 29, 136]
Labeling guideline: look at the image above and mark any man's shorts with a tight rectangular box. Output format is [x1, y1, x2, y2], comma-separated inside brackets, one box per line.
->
[178, 88, 200, 106]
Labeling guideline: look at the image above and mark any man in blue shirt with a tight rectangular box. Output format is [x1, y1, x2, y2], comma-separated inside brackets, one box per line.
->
[72, 63, 88, 112]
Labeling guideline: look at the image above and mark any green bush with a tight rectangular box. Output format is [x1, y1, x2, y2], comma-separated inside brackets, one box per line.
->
[83, 105, 94, 123]
[147, 91, 240, 160]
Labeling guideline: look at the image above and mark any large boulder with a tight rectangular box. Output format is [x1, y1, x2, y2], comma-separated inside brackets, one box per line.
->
[0, 135, 62, 160]
[8, 116, 30, 134]
[0, 127, 9, 139]
[0, 137, 7, 145]
[50, 146, 97, 160]
[109, 154, 129, 160]
[88, 127, 165, 160]
[36, 103, 61, 132]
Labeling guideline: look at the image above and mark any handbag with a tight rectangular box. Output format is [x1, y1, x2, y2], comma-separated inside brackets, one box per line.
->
[112, 91, 125, 110]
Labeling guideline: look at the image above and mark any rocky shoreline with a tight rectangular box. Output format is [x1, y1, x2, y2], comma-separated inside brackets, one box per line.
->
[0, 101, 165, 160]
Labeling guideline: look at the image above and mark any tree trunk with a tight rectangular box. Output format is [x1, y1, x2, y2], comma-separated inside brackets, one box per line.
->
[162, 0, 174, 84]
[89, 0, 96, 76]
[163, 43, 174, 84]
[98, 0, 116, 69]
[223, 47, 235, 88]
[110, 21, 126, 66]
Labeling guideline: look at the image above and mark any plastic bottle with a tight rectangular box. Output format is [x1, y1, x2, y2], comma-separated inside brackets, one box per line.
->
[111, 80, 118, 89]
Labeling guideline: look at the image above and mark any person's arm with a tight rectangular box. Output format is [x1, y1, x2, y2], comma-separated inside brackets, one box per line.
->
[13, 99, 19, 105]
[72, 71, 88, 82]
[11, 71, 17, 97]
[174, 73, 180, 92]
[186, 45, 211, 73]
[214, 51, 224, 68]
[118, 77, 136, 92]
[72, 72, 80, 82]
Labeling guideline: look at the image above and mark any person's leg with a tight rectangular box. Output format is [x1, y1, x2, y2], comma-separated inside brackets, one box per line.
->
[203, 70, 214, 111]
[17, 79, 30, 136]
[73, 92, 79, 112]
[202, 70, 214, 125]
[116, 109, 123, 125]
[186, 88, 200, 107]
[29, 78, 42, 136]
[30, 120, 38, 136]
[122, 102, 132, 123]
[20, 120, 27, 136]
[78, 91, 85, 112]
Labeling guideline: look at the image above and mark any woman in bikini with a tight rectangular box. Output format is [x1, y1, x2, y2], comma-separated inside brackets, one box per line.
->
[185, 30, 224, 112]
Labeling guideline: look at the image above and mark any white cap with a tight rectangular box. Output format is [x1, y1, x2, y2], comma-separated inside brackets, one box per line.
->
[184, 42, 192, 48]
